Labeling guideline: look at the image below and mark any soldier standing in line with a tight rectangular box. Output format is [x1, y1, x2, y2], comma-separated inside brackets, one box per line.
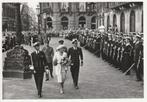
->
[111, 35, 116, 66]
[105, 34, 109, 61]
[139, 36, 143, 81]
[114, 35, 119, 68]
[117, 35, 123, 70]
[93, 34, 97, 53]
[123, 37, 132, 75]
[107, 33, 112, 63]
[134, 34, 143, 81]
[101, 34, 105, 60]
[109, 34, 113, 64]
[120, 37, 126, 72]
[95, 33, 101, 57]
[129, 33, 135, 67]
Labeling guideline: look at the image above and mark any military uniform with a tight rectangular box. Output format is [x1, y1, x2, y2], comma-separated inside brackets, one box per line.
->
[134, 39, 143, 81]
[95, 35, 101, 57]
[31, 50, 47, 97]
[123, 42, 132, 75]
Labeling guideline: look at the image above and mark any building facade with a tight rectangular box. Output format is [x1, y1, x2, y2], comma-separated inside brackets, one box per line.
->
[104, 2, 143, 33]
[2, 3, 17, 32]
[39, 2, 99, 32]
[39, 2, 143, 33]
[2, 3, 37, 33]
[21, 4, 37, 31]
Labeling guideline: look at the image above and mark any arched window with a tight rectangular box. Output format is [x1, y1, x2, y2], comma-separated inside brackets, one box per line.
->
[2, 22, 8, 31]
[91, 16, 96, 29]
[130, 10, 135, 32]
[47, 17, 52, 29]
[61, 16, 68, 30]
[99, 19, 101, 26]
[120, 12, 125, 33]
[113, 14, 117, 27]
[142, 11, 143, 33]
[79, 16, 86, 28]
[107, 15, 110, 31]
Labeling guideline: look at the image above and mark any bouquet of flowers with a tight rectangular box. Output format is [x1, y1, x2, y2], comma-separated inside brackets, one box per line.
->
[61, 57, 68, 66]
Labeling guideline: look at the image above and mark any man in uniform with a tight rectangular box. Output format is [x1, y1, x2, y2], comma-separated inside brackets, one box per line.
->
[68, 39, 83, 89]
[123, 37, 132, 75]
[95, 33, 101, 57]
[31, 42, 47, 98]
[134, 34, 143, 81]
[117, 35, 123, 69]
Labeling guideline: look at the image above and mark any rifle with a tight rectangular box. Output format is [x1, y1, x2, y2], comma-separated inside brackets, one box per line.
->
[116, 47, 120, 62]
[123, 63, 135, 75]
[137, 52, 141, 70]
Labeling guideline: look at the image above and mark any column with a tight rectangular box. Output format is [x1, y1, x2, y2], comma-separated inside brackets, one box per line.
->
[15, 3, 22, 45]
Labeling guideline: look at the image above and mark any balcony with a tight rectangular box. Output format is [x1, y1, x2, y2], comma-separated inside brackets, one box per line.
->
[110, 2, 143, 11]
[60, 7, 72, 16]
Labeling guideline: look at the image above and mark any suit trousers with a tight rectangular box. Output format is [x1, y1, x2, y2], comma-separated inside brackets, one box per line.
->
[70, 62, 80, 86]
[34, 72, 44, 95]
[46, 63, 53, 80]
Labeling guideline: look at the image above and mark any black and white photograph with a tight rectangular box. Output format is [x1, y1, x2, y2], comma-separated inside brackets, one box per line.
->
[1, 0, 145, 100]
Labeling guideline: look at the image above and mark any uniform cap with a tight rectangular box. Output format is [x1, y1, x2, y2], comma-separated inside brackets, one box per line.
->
[136, 34, 141, 39]
[33, 42, 40, 47]
[72, 39, 78, 44]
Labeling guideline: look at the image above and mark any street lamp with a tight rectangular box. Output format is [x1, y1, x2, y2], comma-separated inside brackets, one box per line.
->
[36, 5, 40, 35]
[15, 3, 22, 45]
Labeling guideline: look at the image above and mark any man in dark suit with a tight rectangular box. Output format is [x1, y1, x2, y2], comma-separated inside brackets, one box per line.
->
[68, 39, 83, 89]
[31, 42, 47, 98]
[42, 36, 54, 80]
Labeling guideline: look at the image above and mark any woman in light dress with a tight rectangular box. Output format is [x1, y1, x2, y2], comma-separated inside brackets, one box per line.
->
[53, 45, 70, 94]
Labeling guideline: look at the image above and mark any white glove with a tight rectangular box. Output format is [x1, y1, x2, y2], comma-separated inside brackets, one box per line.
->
[46, 69, 49, 74]
[29, 65, 34, 70]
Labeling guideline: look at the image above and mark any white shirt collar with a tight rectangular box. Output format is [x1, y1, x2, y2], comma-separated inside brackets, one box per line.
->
[73, 47, 77, 50]
[36, 50, 40, 54]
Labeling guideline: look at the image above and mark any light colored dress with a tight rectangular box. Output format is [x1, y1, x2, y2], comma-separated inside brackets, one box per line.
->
[53, 51, 67, 83]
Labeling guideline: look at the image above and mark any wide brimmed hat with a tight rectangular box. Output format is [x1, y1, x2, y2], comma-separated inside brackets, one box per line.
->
[72, 39, 78, 44]
[33, 42, 40, 47]
[56, 45, 66, 50]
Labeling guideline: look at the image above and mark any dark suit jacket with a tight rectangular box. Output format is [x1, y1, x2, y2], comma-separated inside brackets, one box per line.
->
[31, 51, 47, 73]
[68, 47, 83, 64]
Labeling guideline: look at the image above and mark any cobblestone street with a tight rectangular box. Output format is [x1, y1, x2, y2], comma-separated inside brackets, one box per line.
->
[3, 38, 143, 99]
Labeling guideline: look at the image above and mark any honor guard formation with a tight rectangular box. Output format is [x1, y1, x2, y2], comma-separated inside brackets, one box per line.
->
[63, 26, 143, 82]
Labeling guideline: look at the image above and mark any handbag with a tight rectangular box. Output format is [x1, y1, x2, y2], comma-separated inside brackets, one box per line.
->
[29, 54, 35, 74]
